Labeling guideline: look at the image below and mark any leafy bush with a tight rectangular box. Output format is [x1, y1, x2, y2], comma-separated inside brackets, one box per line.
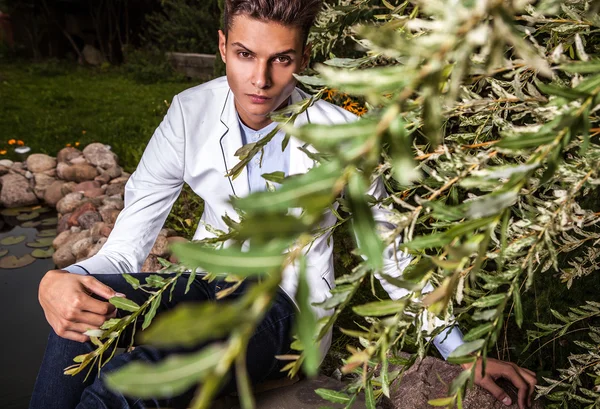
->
[144, 0, 220, 55]
[65, 1, 600, 408]
[123, 47, 183, 84]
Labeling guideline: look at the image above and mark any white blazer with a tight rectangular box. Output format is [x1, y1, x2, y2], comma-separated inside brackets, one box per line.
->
[70, 77, 426, 360]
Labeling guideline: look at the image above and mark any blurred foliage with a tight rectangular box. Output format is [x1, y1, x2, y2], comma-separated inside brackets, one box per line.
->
[143, 0, 220, 55]
[123, 46, 184, 84]
[68, 1, 600, 409]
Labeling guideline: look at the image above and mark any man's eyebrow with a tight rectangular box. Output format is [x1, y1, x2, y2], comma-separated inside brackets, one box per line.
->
[231, 42, 297, 56]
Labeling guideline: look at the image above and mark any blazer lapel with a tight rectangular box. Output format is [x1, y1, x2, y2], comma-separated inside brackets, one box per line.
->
[219, 90, 250, 198]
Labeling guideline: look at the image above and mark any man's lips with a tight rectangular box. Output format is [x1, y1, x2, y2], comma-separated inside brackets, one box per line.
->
[247, 94, 271, 104]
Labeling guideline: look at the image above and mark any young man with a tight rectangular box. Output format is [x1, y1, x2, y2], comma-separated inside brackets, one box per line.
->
[31, 1, 537, 408]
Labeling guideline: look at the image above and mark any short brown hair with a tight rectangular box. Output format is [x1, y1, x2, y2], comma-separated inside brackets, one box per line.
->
[223, 0, 323, 45]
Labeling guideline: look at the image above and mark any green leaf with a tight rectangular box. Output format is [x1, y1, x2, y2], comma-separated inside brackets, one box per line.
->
[428, 396, 455, 406]
[31, 248, 55, 258]
[296, 256, 320, 377]
[261, 171, 285, 183]
[314, 388, 351, 404]
[37, 229, 57, 237]
[559, 59, 600, 73]
[234, 161, 341, 215]
[403, 232, 451, 250]
[353, 299, 406, 317]
[122, 273, 140, 290]
[449, 370, 471, 396]
[463, 323, 494, 342]
[26, 237, 54, 248]
[0, 235, 26, 245]
[0, 254, 36, 268]
[536, 81, 590, 100]
[171, 242, 286, 276]
[105, 344, 225, 398]
[497, 132, 556, 150]
[448, 339, 485, 359]
[109, 297, 141, 313]
[142, 302, 246, 347]
[513, 287, 523, 328]
[472, 293, 506, 308]
[465, 191, 518, 219]
[365, 379, 376, 409]
[142, 294, 162, 330]
[348, 173, 384, 270]
[16, 211, 40, 221]
[145, 275, 167, 288]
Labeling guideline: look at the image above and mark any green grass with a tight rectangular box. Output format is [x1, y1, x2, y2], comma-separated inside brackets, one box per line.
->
[0, 61, 198, 173]
[0, 60, 205, 238]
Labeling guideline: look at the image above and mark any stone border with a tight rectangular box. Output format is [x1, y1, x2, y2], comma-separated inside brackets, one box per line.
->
[0, 143, 185, 271]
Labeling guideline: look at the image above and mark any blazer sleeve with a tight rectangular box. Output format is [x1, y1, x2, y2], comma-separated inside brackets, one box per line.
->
[367, 176, 465, 359]
[63, 95, 186, 275]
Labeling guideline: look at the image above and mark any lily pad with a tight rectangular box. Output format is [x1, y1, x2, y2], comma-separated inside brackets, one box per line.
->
[38, 229, 57, 237]
[0, 208, 22, 217]
[0, 254, 36, 269]
[21, 221, 42, 228]
[41, 217, 58, 226]
[0, 235, 27, 246]
[26, 237, 54, 248]
[34, 206, 52, 214]
[31, 248, 55, 259]
[0, 249, 7, 257]
[16, 212, 40, 221]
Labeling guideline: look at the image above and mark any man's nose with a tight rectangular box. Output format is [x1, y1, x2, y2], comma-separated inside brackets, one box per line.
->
[252, 61, 271, 89]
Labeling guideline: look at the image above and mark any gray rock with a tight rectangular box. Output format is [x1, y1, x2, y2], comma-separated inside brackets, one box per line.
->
[0, 159, 14, 167]
[26, 153, 56, 173]
[105, 182, 125, 197]
[53, 245, 76, 269]
[105, 165, 122, 179]
[33, 173, 57, 200]
[99, 208, 120, 225]
[109, 175, 130, 185]
[0, 173, 38, 208]
[150, 235, 170, 257]
[388, 356, 544, 409]
[72, 237, 95, 261]
[56, 192, 86, 214]
[101, 197, 124, 211]
[57, 147, 83, 163]
[77, 210, 102, 230]
[141, 254, 163, 272]
[86, 237, 107, 259]
[82, 44, 105, 66]
[83, 143, 117, 169]
[58, 163, 99, 182]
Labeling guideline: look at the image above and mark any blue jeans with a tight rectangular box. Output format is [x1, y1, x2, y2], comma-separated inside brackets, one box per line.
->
[29, 273, 296, 409]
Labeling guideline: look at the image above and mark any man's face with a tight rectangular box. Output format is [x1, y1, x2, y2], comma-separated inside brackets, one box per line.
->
[218, 14, 310, 130]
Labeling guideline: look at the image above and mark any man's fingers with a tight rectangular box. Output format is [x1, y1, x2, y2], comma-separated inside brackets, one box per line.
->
[65, 321, 101, 335]
[75, 311, 109, 328]
[76, 294, 115, 316]
[501, 366, 528, 409]
[82, 276, 124, 300]
[480, 377, 512, 406]
[514, 364, 537, 406]
[59, 330, 90, 343]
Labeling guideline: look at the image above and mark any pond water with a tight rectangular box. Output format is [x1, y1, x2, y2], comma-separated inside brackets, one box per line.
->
[0, 208, 57, 409]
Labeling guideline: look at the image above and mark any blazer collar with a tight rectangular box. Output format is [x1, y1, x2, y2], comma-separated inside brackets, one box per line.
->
[218, 87, 314, 197]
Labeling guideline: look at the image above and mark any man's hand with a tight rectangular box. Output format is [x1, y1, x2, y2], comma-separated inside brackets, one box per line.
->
[39, 270, 123, 343]
[461, 357, 537, 409]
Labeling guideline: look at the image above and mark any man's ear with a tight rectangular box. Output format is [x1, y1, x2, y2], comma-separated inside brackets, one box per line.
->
[218, 30, 227, 64]
[301, 42, 312, 71]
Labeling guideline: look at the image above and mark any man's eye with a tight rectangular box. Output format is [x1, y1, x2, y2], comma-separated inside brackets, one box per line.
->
[239, 52, 251, 58]
[275, 56, 291, 63]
